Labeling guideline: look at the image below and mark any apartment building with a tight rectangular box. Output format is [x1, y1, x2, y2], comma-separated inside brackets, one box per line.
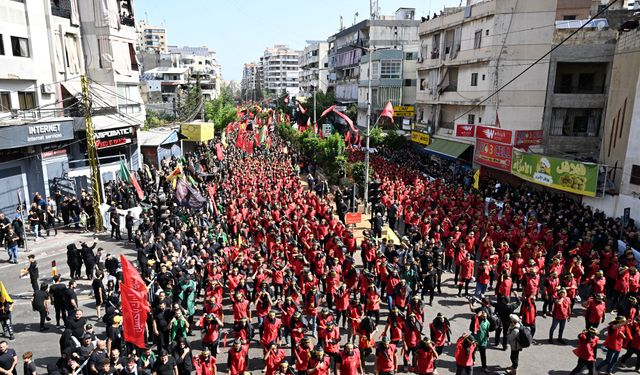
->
[261, 45, 301, 97]
[168, 46, 222, 100]
[137, 21, 168, 53]
[241, 62, 260, 101]
[299, 41, 329, 97]
[327, 8, 420, 113]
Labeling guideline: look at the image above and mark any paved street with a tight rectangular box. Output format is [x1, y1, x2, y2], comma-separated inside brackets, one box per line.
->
[2, 226, 627, 375]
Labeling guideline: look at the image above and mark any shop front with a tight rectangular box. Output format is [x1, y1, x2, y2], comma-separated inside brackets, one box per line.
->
[0, 118, 74, 215]
[139, 128, 183, 167]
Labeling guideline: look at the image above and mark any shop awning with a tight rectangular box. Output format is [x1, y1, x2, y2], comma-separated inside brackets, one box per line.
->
[138, 129, 186, 147]
[423, 138, 471, 160]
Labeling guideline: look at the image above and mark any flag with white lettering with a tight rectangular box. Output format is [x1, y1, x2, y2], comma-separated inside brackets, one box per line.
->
[120, 255, 149, 349]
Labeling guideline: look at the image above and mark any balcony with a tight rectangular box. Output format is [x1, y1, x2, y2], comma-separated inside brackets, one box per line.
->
[121, 14, 135, 27]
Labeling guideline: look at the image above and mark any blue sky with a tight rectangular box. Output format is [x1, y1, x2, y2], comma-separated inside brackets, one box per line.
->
[134, 0, 461, 81]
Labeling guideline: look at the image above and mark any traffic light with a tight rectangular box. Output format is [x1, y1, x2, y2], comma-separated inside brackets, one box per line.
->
[368, 180, 382, 205]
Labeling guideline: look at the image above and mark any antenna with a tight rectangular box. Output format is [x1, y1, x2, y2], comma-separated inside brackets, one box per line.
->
[370, 0, 379, 19]
[354, 12, 359, 25]
[340, 15, 344, 30]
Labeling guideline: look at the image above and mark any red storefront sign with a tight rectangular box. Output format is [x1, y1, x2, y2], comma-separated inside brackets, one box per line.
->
[514, 130, 544, 147]
[474, 139, 513, 172]
[455, 124, 476, 137]
[476, 125, 513, 145]
[96, 137, 132, 149]
[95, 127, 134, 150]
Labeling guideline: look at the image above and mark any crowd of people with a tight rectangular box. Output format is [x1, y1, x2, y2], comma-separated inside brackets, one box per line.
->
[2, 108, 640, 375]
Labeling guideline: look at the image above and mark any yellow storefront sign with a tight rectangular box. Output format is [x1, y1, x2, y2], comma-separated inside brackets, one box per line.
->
[411, 131, 430, 145]
[393, 105, 415, 118]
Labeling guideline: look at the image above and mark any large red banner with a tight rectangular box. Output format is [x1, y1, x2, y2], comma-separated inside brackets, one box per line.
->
[120, 255, 149, 349]
[474, 139, 513, 172]
[476, 125, 513, 145]
[514, 130, 544, 147]
[455, 124, 476, 137]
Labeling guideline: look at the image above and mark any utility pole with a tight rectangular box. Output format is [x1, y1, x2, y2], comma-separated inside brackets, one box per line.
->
[81, 76, 104, 232]
[364, 48, 372, 214]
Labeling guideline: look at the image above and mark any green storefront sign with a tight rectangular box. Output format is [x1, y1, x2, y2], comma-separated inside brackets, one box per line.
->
[511, 149, 599, 197]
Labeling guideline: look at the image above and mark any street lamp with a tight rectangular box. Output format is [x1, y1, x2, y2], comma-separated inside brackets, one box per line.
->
[355, 45, 388, 213]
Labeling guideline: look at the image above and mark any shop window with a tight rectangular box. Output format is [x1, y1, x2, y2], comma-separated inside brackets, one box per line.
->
[11, 36, 30, 57]
[18, 91, 36, 110]
[1, 92, 11, 112]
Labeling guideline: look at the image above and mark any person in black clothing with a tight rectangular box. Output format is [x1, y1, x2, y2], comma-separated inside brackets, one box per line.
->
[27, 255, 39, 292]
[49, 275, 67, 327]
[492, 293, 521, 350]
[93, 272, 107, 319]
[110, 207, 121, 240]
[125, 211, 135, 242]
[171, 338, 193, 375]
[32, 282, 50, 331]
[105, 253, 120, 277]
[370, 212, 383, 239]
[66, 309, 87, 340]
[66, 243, 83, 280]
[45, 205, 57, 236]
[80, 241, 97, 280]
[64, 280, 78, 321]
[388, 202, 399, 230]
[0, 213, 11, 249]
[153, 302, 171, 354]
[152, 350, 177, 375]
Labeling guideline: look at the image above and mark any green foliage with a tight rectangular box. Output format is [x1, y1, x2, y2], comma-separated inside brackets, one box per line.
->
[177, 75, 202, 120]
[313, 90, 336, 119]
[204, 83, 237, 132]
[384, 129, 408, 149]
[349, 161, 370, 187]
[369, 126, 385, 148]
[345, 104, 358, 123]
[144, 110, 175, 130]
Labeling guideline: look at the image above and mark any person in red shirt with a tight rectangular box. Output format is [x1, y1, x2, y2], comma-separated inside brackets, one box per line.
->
[413, 338, 438, 375]
[336, 343, 364, 375]
[549, 289, 571, 344]
[619, 316, 640, 371]
[265, 343, 287, 375]
[308, 347, 331, 375]
[596, 316, 628, 374]
[429, 313, 451, 355]
[474, 260, 491, 298]
[294, 338, 312, 374]
[193, 349, 217, 375]
[458, 254, 474, 297]
[583, 294, 606, 330]
[227, 339, 249, 375]
[454, 333, 476, 375]
[199, 313, 224, 356]
[375, 337, 397, 375]
[320, 320, 340, 363]
[261, 310, 282, 350]
[569, 327, 599, 375]
[520, 295, 537, 341]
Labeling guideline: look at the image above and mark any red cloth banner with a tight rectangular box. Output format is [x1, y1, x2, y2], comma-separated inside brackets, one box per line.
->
[345, 212, 362, 225]
[120, 255, 149, 349]
[514, 130, 544, 147]
[379, 101, 395, 121]
[474, 139, 513, 172]
[476, 125, 513, 145]
[345, 131, 352, 144]
[216, 143, 224, 161]
[333, 109, 357, 133]
[320, 105, 336, 118]
[455, 124, 476, 137]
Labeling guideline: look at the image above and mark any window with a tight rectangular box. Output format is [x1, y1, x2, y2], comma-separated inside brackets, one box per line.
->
[0, 34, 4, 55]
[486, 29, 489, 36]
[419, 78, 427, 91]
[372, 61, 380, 80]
[403, 79, 416, 87]
[11, 36, 29, 57]
[405, 52, 416, 60]
[468, 114, 475, 124]
[17, 91, 36, 110]
[563, 15, 577, 20]
[550, 108, 602, 136]
[474, 30, 482, 49]
[380, 60, 401, 79]
[128, 43, 138, 71]
[554, 62, 607, 94]
[631, 165, 640, 186]
[471, 73, 478, 86]
[1, 92, 10, 112]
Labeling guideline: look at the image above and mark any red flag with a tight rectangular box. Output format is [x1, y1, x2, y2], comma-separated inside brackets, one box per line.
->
[495, 111, 501, 128]
[297, 102, 307, 114]
[207, 185, 219, 216]
[120, 255, 149, 349]
[332, 108, 357, 133]
[321, 104, 336, 118]
[284, 95, 289, 104]
[215, 143, 224, 161]
[345, 131, 352, 144]
[380, 101, 395, 121]
[247, 140, 254, 155]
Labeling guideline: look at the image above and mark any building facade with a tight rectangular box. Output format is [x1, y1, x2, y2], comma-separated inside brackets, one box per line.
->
[241, 62, 260, 101]
[327, 8, 420, 111]
[137, 21, 167, 53]
[168, 46, 222, 100]
[299, 41, 329, 97]
[261, 45, 301, 97]
[584, 26, 640, 218]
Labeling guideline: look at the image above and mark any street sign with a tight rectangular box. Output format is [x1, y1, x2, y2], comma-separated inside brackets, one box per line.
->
[322, 123, 333, 137]
[411, 131, 430, 145]
[345, 212, 362, 225]
[393, 105, 415, 118]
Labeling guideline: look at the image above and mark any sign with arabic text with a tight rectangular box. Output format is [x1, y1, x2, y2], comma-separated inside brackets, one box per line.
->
[474, 139, 513, 172]
[514, 130, 544, 147]
[411, 131, 430, 145]
[476, 125, 513, 145]
[511, 149, 599, 197]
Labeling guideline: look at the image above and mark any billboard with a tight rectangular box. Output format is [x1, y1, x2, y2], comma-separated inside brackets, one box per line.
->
[455, 124, 476, 137]
[474, 139, 513, 172]
[514, 130, 544, 147]
[476, 125, 514, 145]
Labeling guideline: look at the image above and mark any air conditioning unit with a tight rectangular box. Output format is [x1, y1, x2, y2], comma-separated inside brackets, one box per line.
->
[41, 83, 56, 94]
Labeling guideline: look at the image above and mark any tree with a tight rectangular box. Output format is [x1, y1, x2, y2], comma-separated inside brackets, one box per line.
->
[368, 126, 385, 148]
[204, 83, 236, 132]
[144, 110, 175, 130]
[178, 75, 202, 120]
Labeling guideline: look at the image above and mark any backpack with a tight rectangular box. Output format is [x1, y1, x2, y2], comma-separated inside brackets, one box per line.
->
[518, 325, 532, 348]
